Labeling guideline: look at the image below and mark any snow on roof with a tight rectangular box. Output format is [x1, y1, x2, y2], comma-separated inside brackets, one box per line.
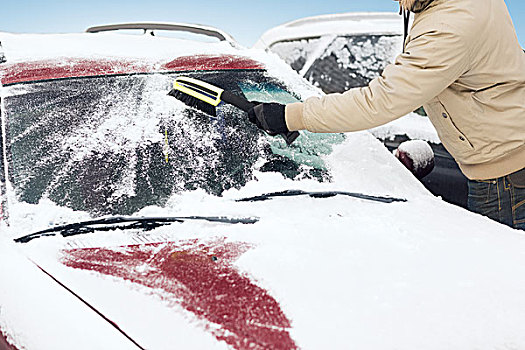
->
[254, 12, 403, 49]
[0, 31, 314, 88]
[0, 31, 241, 64]
[0, 30, 321, 104]
[0, 56, 267, 86]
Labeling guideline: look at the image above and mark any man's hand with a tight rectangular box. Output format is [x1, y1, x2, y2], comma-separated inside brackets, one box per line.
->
[248, 103, 289, 136]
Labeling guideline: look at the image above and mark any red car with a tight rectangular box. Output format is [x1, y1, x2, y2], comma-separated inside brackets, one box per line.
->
[1, 23, 525, 350]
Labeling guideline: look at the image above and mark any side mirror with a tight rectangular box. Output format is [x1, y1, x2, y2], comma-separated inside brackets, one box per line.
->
[395, 140, 435, 179]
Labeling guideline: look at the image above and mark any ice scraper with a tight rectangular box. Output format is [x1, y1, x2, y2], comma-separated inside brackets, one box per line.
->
[168, 76, 300, 145]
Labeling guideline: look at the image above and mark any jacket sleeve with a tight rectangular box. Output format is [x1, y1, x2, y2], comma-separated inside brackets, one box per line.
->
[288, 25, 471, 133]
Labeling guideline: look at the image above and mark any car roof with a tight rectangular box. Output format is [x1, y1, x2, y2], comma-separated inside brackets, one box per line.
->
[0, 55, 265, 86]
[254, 12, 403, 49]
[0, 26, 320, 110]
[0, 28, 266, 86]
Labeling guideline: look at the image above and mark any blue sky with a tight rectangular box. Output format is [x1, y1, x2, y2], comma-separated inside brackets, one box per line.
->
[1, 0, 523, 46]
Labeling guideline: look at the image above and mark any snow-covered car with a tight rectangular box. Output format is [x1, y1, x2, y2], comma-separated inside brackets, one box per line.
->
[254, 13, 403, 93]
[255, 12, 469, 208]
[1, 23, 525, 350]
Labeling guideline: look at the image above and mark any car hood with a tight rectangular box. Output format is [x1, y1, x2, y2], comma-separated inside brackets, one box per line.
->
[4, 135, 525, 349]
[9, 193, 525, 349]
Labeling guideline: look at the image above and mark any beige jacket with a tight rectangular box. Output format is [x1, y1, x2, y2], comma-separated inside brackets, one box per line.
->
[286, 0, 525, 180]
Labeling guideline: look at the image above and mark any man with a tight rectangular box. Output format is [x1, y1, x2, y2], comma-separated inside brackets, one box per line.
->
[249, 0, 525, 230]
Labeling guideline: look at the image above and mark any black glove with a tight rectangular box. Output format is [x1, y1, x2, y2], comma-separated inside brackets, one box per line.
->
[248, 103, 289, 136]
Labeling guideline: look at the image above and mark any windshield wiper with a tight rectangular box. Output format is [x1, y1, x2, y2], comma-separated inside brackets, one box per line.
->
[14, 216, 258, 244]
[236, 190, 406, 204]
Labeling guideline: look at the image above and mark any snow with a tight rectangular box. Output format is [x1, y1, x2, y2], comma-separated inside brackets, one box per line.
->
[0, 31, 318, 96]
[264, 37, 326, 73]
[0, 236, 140, 350]
[317, 35, 402, 77]
[370, 112, 441, 144]
[297, 35, 337, 76]
[4, 133, 525, 350]
[1, 30, 525, 350]
[396, 139, 435, 170]
[254, 12, 402, 50]
[0, 32, 238, 64]
[0, 30, 322, 102]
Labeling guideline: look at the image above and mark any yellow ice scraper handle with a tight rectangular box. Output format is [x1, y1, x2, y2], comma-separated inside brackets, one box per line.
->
[173, 76, 224, 107]
[170, 76, 300, 145]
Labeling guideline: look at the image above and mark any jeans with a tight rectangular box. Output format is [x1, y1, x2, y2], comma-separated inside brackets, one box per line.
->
[467, 169, 525, 230]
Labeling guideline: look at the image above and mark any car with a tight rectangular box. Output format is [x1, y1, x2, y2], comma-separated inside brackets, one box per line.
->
[255, 12, 469, 208]
[1, 23, 525, 350]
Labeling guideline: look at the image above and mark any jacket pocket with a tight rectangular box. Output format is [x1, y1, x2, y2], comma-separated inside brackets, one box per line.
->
[425, 99, 474, 158]
[509, 168, 525, 188]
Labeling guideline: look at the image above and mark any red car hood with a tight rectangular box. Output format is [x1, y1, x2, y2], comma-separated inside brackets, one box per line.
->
[58, 238, 296, 349]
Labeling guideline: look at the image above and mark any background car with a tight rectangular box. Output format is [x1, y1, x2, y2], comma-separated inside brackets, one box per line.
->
[255, 12, 469, 208]
[1, 23, 525, 350]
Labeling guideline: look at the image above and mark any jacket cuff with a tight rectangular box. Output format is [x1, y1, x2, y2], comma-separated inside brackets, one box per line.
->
[285, 102, 307, 131]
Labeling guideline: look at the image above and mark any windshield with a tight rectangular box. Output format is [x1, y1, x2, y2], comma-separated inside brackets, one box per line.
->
[2, 70, 344, 216]
[270, 35, 403, 93]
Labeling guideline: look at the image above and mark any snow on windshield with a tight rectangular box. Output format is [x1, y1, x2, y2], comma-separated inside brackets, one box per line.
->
[271, 34, 402, 92]
[2, 71, 343, 217]
[319, 35, 402, 83]
[267, 37, 328, 73]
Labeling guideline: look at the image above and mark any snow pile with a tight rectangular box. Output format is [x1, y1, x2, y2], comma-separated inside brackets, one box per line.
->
[394, 139, 435, 179]
[398, 140, 434, 168]
[370, 112, 440, 144]
[396, 139, 434, 171]
[0, 32, 239, 64]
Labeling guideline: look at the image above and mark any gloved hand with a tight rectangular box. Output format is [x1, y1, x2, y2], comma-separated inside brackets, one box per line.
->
[248, 103, 289, 136]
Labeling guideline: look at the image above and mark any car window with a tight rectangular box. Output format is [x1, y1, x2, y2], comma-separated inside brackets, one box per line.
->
[271, 35, 403, 93]
[2, 70, 344, 216]
[269, 37, 327, 73]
